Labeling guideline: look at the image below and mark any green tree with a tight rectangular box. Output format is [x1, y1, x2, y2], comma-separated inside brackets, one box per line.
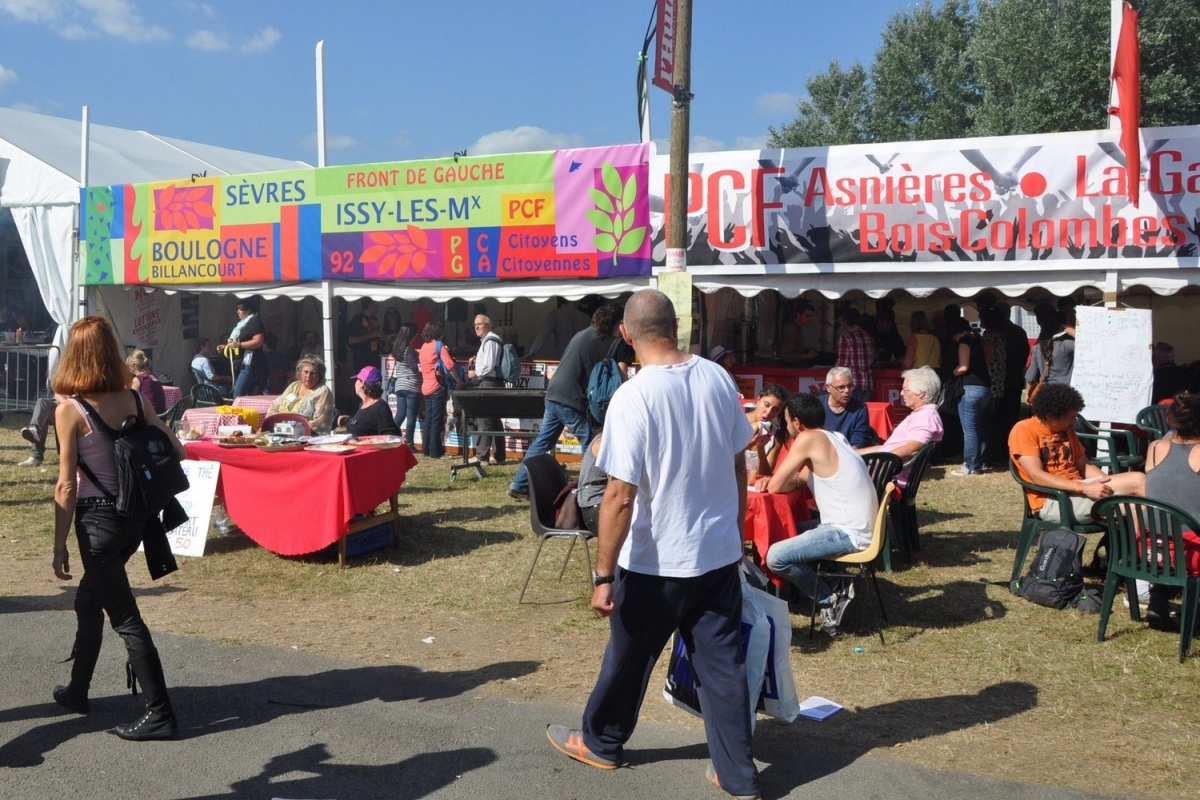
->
[769, 0, 1200, 147]
[870, 0, 978, 142]
[766, 60, 872, 148]
[970, 0, 1109, 135]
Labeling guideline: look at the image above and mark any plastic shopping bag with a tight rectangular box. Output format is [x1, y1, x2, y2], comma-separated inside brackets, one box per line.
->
[662, 574, 771, 729]
[744, 584, 800, 722]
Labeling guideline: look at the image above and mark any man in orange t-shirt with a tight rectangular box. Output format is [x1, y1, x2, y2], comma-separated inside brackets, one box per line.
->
[1008, 383, 1144, 521]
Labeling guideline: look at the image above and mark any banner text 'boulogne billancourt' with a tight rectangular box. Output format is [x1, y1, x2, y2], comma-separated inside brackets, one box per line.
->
[81, 143, 650, 285]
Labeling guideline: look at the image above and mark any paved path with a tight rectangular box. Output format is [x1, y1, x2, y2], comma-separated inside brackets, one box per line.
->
[1, 598, 1129, 800]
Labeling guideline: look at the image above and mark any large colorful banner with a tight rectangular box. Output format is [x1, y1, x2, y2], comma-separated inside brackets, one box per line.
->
[649, 126, 1200, 273]
[81, 144, 651, 285]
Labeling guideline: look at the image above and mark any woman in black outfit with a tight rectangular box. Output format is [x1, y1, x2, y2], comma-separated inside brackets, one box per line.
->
[52, 316, 186, 740]
[337, 366, 401, 437]
[948, 317, 992, 477]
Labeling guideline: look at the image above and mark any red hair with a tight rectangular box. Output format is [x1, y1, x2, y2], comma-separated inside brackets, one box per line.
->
[52, 316, 131, 396]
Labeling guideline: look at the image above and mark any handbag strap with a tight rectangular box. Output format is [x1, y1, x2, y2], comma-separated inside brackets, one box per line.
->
[71, 391, 144, 501]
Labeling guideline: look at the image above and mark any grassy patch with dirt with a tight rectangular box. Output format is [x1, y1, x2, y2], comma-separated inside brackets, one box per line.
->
[1, 418, 1196, 797]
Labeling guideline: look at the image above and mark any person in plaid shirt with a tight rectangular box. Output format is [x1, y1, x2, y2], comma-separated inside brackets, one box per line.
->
[836, 308, 875, 402]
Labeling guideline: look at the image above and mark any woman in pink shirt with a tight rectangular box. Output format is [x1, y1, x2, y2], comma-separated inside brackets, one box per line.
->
[418, 321, 457, 457]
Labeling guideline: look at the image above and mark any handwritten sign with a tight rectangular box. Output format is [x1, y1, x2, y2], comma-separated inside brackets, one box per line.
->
[169, 460, 221, 557]
[1072, 306, 1153, 424]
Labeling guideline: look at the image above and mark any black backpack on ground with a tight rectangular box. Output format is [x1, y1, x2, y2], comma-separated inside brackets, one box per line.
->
[1010, 527, 1088, 610]
[75, 391, 190, 526]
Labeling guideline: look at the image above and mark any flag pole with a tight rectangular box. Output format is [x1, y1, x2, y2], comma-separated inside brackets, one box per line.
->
[1109, 0, 1121, 131]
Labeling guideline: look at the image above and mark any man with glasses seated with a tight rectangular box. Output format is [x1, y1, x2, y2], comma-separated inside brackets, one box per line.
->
[820, 366, 875, 448]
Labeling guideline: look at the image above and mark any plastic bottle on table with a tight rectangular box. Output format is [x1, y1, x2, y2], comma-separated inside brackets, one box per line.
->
[14, 328, 23, 345]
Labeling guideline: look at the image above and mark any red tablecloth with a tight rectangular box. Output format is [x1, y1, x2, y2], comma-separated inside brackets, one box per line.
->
[866, 402, 910, 442]
[744, 486, 813, 584]
[183, 441, 417, 556]
[163, 385, 182, 409]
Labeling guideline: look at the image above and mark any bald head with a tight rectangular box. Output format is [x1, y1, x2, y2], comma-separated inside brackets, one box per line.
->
[622, 289, 676, 343]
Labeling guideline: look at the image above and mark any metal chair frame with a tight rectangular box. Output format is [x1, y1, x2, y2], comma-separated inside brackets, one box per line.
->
[808, 483, 894, 645]
[517, 453, 594, 604]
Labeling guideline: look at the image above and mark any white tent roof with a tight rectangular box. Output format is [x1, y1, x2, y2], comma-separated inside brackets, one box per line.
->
[0, 106, 310, 207]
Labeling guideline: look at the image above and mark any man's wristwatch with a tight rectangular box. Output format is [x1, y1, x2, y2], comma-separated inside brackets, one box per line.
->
[592, 572, 615, 587]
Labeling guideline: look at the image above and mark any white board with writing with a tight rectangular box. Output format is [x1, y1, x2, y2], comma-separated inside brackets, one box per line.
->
[1072, 306, 1153, 424]
[169, 460, 220, 557]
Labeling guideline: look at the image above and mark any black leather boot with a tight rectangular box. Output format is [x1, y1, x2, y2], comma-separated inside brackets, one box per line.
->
[53, 625, 103, 715]
[112, 649, 177, 741]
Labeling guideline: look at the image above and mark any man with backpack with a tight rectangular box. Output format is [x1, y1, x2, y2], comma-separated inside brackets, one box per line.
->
[467, 314, 507, 465]
[508, 303, 634, 502]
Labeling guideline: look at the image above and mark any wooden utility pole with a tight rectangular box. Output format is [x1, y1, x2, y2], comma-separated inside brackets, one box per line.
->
[665, 0, 692, 272]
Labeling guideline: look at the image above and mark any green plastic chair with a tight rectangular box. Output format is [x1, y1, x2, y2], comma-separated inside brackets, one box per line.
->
[860, 451, 903, 573]
[1007, 459, 1106, 583]
[1135, 404, 1171, 442]
[190, 383, 231, 408]
[1092, 496, 1200, 663]
[1073, 417, 1144, 473]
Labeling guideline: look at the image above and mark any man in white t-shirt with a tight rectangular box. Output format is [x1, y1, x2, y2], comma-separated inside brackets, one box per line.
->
[546, 289, 760, 800]
[760, 392, 878, 636]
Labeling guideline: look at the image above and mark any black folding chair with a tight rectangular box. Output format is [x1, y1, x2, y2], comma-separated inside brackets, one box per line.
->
[517, 453, 594, 604]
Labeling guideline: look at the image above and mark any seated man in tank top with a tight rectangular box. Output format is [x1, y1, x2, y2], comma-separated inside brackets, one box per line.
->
[753, 393, 878, 636]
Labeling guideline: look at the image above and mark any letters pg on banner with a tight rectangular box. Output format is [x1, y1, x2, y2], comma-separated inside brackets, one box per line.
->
[165, 461, 221, 557]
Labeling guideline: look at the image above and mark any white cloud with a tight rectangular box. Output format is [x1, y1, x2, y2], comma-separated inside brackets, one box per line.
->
[8, 101, 41, 112]
[76, 0, 169, 42]
[186, 29, 227, 50]
[735, 135, 768, 151]
[690, 135, 726, 153]
[241, 25, 280, 54]
[0, 64, 17, 88]
[753, 92, 799, 117]
[299, 132, 357, 152]
[470, 126, 584, 156]
[392, 132, 411, 148]
[0, 0, 65, 22]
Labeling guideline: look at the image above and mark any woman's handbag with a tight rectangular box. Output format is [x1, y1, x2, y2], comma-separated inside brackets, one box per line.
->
[939, 374, 965, 415]
[1026, 342, 1054, 405]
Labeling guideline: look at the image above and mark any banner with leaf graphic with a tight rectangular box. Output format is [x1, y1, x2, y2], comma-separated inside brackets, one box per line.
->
[80, 144, 651, 286]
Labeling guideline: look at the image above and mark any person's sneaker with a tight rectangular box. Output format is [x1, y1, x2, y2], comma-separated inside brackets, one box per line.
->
[20, 427, 41, 446]
[507, 488, 529, 502]
[18, 456, 43, 468]
[821, 579, 855, 634]
[705, 762, 762, 800]
[949, 467, 980, 477]
[545, 724, 618, 769]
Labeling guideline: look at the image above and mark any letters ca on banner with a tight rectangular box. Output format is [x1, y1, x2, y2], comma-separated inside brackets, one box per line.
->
[80, 144, 652, 286]
[647, 127, 1200, 273]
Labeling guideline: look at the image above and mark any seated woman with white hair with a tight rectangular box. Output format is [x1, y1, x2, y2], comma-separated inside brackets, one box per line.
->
[858, 366, 943, 487]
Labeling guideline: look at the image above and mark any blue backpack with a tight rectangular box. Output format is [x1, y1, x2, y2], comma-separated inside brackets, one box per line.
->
[499, 343, 521, 385]
[435, 340, 465, 388]
[587, 357, 622, 424]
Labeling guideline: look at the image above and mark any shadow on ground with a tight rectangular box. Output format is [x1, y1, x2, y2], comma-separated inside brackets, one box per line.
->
[0, 659, 538, 769]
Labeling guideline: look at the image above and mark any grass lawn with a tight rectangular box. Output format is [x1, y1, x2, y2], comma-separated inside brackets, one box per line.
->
[1, 416, 1196, 798]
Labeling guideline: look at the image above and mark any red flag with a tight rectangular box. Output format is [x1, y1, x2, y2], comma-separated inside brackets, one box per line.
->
[1108, 1, 1141, 206]
[653, 0, 678, 95]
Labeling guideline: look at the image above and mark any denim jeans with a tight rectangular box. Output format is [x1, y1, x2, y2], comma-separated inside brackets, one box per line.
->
[764, 521, 859, 606]
[958, 384, 990, 473]
[233, 363, 255, 398]
[422, 387, 447, 457]
[509, 399, 591, 493]
[393, 389, 421, 446]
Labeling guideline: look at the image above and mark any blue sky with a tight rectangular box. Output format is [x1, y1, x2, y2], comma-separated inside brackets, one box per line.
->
[0, 0, 921, 165]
